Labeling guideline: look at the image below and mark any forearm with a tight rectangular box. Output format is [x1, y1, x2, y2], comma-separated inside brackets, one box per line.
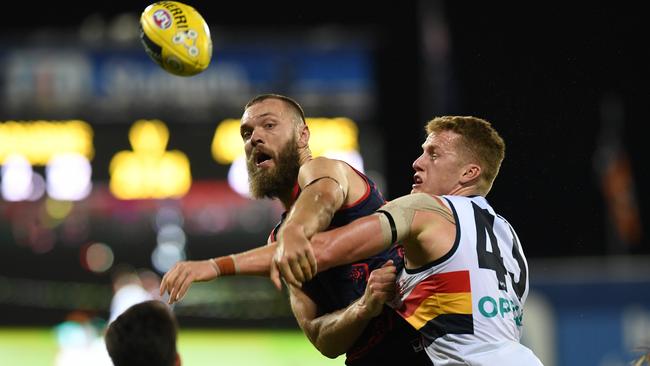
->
[213, 243, 277, 276]
[280, 180, 343, 240]
[290, 287, 374, 358]
[308, 306, 372, 358]
[311, 214, 392, 272]
[305, 259, 397, 357]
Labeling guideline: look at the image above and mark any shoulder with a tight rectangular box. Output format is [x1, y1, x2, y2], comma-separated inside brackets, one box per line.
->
[385, 193, 453, 220]
[297, 157, 351, 184]
[386, 193, 444, 208]
[299, 156, 347, 172]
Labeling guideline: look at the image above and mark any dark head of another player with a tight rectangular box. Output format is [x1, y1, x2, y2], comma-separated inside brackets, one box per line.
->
[241, 94, 312, 201]
[411, 116, 505, 197]
[105, 300, 180, 366]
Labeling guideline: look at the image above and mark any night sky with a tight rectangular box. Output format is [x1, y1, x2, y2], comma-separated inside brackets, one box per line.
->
[2, 1, 648, 259]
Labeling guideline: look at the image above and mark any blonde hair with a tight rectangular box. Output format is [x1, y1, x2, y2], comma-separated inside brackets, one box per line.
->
[426, 116, 505, 195]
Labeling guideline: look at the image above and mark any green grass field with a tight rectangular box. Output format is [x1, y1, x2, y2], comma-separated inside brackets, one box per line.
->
[0, 328, 344, 366]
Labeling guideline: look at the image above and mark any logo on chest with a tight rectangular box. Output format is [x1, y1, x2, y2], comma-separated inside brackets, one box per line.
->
[348, 263, 369, 282]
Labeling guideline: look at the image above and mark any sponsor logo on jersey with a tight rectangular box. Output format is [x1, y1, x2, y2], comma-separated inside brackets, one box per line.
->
[478, 295, 523, 326]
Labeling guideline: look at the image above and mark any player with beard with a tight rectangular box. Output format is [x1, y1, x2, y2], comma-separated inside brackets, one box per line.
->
[160, 94, 431, 365]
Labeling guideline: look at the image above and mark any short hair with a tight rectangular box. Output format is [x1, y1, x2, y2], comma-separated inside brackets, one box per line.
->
[426, 116, 505, 195]
[105, 300, 178, 366]
[244, 93, 306, 125]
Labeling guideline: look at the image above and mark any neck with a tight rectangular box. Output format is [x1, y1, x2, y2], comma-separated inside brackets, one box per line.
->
[278, 190, 295, 210]
[448, 185, 482, 197]
[298, 147, 312, 166]
[277, 149, 312, 210]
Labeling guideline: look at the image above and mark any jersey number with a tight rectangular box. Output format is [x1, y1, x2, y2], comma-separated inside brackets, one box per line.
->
[472, 202, 527, 300]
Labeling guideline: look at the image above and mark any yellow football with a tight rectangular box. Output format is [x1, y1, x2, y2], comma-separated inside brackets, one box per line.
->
[139, 1, 212, 76]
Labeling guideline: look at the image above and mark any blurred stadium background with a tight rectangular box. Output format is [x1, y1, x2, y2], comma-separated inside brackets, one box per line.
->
[1, 1, 649, 365]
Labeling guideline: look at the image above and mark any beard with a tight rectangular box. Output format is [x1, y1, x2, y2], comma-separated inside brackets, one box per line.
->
[247, 137, 301, 199]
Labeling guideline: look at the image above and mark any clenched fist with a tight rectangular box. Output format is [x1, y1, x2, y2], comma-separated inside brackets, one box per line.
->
[356, 260, 397, 319]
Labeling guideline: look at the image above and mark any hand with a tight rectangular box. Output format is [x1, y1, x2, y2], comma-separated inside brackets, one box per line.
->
[270, 226, 317, 290]
[356, 260, 397, 319]
[159, 260, 219, 304]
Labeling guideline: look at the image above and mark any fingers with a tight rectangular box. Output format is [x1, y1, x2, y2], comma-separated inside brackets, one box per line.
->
[279, 255, 302, 288]
[367, 260, 398, 303]
[174, 273, 194, 303]
[304, 247, 317, 281]
[369, 273, 396, 288]
[274, 247, 317, 288]
[168, 270, 189, 305]
[160, 263, 181, 298]
[270, 261, 282, 291]
[159, 274, 168, 296]
[160, 262, 194, 305]
[368, 285, 394, 300]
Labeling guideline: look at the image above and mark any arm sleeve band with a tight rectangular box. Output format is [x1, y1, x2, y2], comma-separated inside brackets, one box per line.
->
[377, 210, 397, 244]
[375, 192, 455, 244]
[212, 255, 237, 276]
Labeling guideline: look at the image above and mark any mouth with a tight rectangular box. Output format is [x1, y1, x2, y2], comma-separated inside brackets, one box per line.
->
[254, 151, 273, 168]
[412, 175, 423, 191]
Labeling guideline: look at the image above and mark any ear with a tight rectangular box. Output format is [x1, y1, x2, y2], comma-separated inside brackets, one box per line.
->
[175, 352, 181, 366]
[459, 163, 481, 184]
[297, 124, 310, 148]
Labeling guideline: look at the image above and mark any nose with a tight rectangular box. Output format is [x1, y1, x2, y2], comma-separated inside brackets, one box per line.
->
[250, 128, 264, 147]
[412, 154, 424, 171]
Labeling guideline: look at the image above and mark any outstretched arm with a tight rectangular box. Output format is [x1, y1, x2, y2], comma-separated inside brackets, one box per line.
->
[159, 215, 386, 304]
[161, 192, 440, 303]
[160, 243, 278, 304]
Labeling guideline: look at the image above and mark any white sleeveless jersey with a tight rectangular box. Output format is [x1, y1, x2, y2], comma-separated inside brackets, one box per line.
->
[389, 195, 543, 366]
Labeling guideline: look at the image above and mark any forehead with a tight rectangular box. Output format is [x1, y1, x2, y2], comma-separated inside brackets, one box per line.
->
[241, 99, 288, 126]
[423, 130, 458, 150]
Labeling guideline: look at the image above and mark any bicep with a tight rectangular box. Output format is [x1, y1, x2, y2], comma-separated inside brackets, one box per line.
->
[297, 158, 349, 196]
[283, 160, 348, 230]
[311, 214, 391, 271]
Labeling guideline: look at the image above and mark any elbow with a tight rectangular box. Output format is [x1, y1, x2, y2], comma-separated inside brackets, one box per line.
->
[321, 351, 343, 359]
[316, 341, 345, 359]
[305, 325, 345, 359]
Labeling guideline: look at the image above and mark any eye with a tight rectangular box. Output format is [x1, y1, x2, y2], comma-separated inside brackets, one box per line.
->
[241, 130, 252, 140]
[264, 122, 274, 129]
